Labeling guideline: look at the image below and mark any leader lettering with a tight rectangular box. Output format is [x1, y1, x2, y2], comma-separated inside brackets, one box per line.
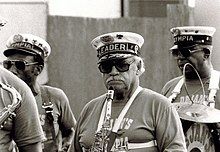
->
[97, 43, 139, 57]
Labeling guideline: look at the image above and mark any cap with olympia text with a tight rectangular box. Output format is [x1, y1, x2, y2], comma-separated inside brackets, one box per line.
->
[91, 32, 144, 61]
[170, 26, 216, 50]
[4, 33, 51, 60]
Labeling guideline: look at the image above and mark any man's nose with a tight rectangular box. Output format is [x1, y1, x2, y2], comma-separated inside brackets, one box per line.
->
[109, 66, 119, 75]
[176, 52, 186, 59]
[7, 64, 18, 73]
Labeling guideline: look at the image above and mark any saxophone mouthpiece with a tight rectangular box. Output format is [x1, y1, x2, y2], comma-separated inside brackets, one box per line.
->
[107, 86, 114, 100]
[108, 86, 113, 90]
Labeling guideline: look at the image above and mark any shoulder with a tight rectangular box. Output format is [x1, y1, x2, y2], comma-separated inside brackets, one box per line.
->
[163, 76, 183, 87]
[78, 94, 106, 120]
[161, 76, 183, 95]
[84, 94, 106, 109]
[138, 88, 174, 111]
[141, 88, 170, 103]
[41, 85, 66, 98]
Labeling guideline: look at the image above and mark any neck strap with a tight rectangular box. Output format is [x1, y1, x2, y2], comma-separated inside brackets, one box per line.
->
[96, 86, 143, 133]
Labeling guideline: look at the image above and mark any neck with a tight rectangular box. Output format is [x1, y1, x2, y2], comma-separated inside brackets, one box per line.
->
[185, 63, 212, 80]
[27, 79, 40, 96]
[114, 83, 139, 103]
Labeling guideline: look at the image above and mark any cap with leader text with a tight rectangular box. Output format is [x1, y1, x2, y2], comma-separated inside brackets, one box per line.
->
[4, 33, 51, 60]
[91, 32, 144, 61]
[170, 26, 216, 50]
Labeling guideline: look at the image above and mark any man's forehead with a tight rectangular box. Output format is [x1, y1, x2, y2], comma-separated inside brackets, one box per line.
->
[7, 52, 35, 59]
[99, 56, 134, 63]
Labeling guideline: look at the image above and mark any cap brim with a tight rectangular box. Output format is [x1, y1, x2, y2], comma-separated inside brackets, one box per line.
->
[169, 45, 178, 50]
[3, 48, 37, 57]
[98, 53, 134, 62]
[169, 44, 199, 51]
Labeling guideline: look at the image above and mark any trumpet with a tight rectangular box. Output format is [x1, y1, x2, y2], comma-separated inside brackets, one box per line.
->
[0, 82, 22, 128]
[90, 88, 114, 152]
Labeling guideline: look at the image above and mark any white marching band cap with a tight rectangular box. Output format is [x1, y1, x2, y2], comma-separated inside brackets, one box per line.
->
[170, 26, 216, 50]
[91, 32, 144, 61]
[4, 33, 51, 60]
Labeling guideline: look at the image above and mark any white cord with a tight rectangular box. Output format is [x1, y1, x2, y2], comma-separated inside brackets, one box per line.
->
[182, 63, 206, 104]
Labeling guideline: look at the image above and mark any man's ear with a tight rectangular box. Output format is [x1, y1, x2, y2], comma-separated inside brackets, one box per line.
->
[137, 60, 141, 70]
[203, 48, 211, 59]
[33, 65, 44, 76]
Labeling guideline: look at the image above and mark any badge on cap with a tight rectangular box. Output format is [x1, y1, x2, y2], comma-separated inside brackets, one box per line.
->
[13, 34, 23, 43]
[100, 35, 114, 44]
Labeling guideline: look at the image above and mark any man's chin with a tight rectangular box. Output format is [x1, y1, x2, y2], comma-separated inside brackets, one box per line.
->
[179, 66, 193, 73]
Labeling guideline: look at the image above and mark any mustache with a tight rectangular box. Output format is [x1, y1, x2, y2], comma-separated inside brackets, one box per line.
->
[106, 77, 123, 83]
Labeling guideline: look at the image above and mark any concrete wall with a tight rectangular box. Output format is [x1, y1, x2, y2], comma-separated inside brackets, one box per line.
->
[194, 0, 220, 71]
[47, 4, 191, 118]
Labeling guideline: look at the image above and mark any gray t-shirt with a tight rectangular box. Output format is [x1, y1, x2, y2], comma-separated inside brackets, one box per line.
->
[74, 88, 186, 152]
[0, 67, 45, 152]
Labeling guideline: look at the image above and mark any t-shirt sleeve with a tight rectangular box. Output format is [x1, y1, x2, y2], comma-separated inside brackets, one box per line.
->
[13, 84, 45, 147]
[59, 90, 77, 130]
[155, 104, 187, 152]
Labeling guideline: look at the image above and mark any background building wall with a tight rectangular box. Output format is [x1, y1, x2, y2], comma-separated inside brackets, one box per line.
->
[194, 0, 220, 71]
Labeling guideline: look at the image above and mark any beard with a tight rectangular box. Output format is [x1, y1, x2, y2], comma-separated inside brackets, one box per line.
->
[184, 69, 200, 79]
[22, 74, 33, 86]
[115, 91, 125, 100]
[108, 85, 129, 101]
[180, 63, 203, 80]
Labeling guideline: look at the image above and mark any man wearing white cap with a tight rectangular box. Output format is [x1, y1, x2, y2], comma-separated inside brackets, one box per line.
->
[3, 33, 76, 152]
[162, 26, 220, 151]
[0, 20, 45, 151]
[74, 32, 187, 152]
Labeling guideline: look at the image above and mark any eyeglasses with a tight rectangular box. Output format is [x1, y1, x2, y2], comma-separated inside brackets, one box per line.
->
[171, 48, 203, 58]
[3, 60, 38, 70]
[98, 59, 135, 74]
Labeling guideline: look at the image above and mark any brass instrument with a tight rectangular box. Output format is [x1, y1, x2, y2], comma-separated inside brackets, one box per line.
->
[90, 89, 114, 152]
[0, 82, 22, 128]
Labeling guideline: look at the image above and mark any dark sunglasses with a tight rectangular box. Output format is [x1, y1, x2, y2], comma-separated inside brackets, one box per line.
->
[3, 60, 38, 70]
[171, 48, 204, 58]
[98, 59, 135, 74]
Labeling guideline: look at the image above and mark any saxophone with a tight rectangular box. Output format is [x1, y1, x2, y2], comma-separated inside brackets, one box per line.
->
[0, 82, 22, 129]
[90, 88, 114, 152]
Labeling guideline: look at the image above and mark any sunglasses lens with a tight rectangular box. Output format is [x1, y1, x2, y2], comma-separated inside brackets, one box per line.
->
[3, 61, 12, 69]
[115, 62, 130, 72]
[179, 49, 190, 58]
[171, 49, 179, 57]
[98, 59, 133, 73]
[15, 61, 26, 70]
[98, 62, 112, 73]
